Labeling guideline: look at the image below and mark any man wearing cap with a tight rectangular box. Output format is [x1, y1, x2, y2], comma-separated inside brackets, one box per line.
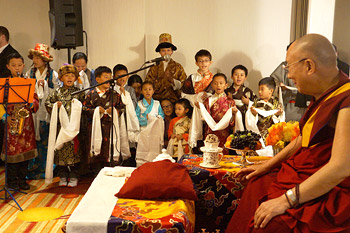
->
[0, 26, 20, 78]
[145, 33, 187, 104]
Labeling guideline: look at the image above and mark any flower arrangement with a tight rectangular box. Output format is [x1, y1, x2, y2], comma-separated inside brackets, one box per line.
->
[265, 121, 300, 149]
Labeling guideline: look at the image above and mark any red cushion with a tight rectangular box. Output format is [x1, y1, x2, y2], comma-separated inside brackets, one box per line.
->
[115, 160, 198, 200]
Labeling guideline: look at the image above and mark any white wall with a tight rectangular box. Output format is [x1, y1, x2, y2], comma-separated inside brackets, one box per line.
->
[307, 0, 336, 42]
[0, 0, 292, 93]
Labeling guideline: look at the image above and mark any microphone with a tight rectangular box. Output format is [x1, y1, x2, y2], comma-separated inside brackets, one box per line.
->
[145, 54, 171, 63]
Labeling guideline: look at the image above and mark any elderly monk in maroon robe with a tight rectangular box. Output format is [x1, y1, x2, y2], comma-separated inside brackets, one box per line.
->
[226, 34, 350, 233]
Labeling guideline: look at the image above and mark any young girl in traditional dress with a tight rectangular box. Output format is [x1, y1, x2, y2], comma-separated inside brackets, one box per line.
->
[25, 43, 59, 179]
[1, 53, 39, 190]
[45, 65, 85, 187]
[167, 98, 192, 160]
[135, 81, 165, 129]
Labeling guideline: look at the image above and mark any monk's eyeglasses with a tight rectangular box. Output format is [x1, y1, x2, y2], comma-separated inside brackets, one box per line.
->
[282, 58, 307, 72]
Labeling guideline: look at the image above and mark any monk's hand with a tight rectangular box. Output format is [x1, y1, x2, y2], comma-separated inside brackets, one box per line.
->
[254, 195, 290, 228]
[241, 95, 249, 105]
[251, 106, 257, 116]
[99, 106, 105, 114]
[171, 134, 176, 139]
[57, 101, 62, 108]
[234, 162, 269, 182]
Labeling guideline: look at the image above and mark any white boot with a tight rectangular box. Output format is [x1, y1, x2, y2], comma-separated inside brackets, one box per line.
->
[59, 177, 67, 187]
[67, 178, 78, 187]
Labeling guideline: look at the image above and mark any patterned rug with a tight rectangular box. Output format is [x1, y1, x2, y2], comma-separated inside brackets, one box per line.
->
[0, 166, 93, 233]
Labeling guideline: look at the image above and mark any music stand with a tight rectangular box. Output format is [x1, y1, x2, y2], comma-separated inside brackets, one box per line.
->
[0, 77, 35, 211]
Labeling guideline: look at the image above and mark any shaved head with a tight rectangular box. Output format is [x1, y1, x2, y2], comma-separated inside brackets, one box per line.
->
[289, 34, 337, 68]
[286, 34, 340, 99]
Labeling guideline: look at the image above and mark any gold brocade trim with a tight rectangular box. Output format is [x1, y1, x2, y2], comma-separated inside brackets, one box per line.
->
[1, 149, 37, 163]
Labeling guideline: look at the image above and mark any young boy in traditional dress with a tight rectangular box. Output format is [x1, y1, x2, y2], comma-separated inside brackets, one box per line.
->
[83, 66, 125, 174]
[226, 65, 256, 127]
[1, 53, 39, 190]
[45, 65, 85, 187]
[113, 64, 137, 108]
[203, 73, 237, 154]
[135, 81, 165, 129]
[167, 98, 192, 160]
[181, 49, 214, 106]
[246, 77, 284, 140]
[145, 33, 187, 104]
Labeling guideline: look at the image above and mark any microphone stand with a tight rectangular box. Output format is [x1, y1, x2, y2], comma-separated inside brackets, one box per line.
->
[72, 63, 157, 167]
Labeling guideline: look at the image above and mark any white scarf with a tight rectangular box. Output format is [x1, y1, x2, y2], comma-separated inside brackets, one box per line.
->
[135, 117, 164, 167]
[245, 101, 285, 135]
[45, 99, 82, 183]
[199, 102, 244, 132]
[90, 107, 121, 161]
[33, 80, 50, 141]
[119, 112, 131, 159]
[188, 103, 244, 148]
[119, 89, 140, 143]
[188, 106, 203, 147]
[75, 70, 90, 93]
[166, 138, 184, 158]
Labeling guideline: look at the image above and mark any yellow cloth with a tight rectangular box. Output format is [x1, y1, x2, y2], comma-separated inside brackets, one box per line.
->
[217, 155, 271, 172]
[116, 198, 195, 227]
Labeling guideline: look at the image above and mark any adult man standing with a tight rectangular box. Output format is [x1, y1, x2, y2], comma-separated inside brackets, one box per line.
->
[0, 26, 20, 78]
[226, 34, 350, 233]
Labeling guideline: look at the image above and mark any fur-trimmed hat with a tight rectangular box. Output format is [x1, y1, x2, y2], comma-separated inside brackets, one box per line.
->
[155, 33, 177, 52]
[58, 64, 79, 81]
[28, 43, 53, 62]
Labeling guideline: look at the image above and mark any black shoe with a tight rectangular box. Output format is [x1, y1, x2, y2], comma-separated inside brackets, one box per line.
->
[8, 182, 19, 190]
[19, 181, 30, 190]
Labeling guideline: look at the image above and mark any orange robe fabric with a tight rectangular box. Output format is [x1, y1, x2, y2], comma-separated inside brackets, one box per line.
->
[226, 71, 350, 233]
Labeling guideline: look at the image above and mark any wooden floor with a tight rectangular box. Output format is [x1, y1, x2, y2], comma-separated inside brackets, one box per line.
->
[0, 167, 93, 233]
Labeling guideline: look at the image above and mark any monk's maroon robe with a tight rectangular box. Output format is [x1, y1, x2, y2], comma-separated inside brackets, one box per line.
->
[226, 72, 350, 233]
